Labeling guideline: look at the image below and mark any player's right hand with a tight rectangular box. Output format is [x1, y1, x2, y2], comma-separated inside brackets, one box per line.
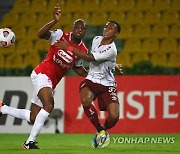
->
[55, 38, 69, 50]
[54, 3, 61, 22]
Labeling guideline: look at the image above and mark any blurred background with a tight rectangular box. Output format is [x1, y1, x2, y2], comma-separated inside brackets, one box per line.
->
[0, 0, 179, 76]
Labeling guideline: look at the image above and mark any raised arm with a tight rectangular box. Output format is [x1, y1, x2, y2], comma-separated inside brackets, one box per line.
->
[37, 4, 61, 40]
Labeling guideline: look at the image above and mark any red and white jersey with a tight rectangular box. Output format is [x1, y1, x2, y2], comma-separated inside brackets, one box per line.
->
[34, 29, 88, 89]
[86, 36, 117, 86]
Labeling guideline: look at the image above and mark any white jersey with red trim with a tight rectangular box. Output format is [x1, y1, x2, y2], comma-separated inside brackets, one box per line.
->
[34, 29, 88, 89]
[86, 36, 117, 86]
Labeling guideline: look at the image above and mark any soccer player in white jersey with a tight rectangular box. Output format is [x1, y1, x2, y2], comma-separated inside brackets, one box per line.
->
[56, 21, 122, 148]
[0, 4, 88, 149]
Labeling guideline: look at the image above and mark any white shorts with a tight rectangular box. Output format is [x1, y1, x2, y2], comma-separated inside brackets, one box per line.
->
[30, 70, 53, 107]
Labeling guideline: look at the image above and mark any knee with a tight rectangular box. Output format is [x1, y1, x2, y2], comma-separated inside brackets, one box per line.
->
[109, 111, 119, 123]
[81, 96, 92, 106]
[80, 87, 93, 106]
[43, 103, 54, 113]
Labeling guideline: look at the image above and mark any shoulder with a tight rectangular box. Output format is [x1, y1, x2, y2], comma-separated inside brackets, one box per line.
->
[111, 42, 117, 52]
[79, 42, 88, 53]
[49, 29, 64, 45]
[92, 36, 102, 46]
[82, 42, 88, 52]
[93, 36, 102, 41]
[109, 43, 117, 56]
[51, 29, 63, 35]
[50, 29, 63, 40]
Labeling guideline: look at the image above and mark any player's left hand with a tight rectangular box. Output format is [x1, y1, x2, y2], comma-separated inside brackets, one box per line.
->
[55, 38, 69, 50]
[115, 64, 123, 75]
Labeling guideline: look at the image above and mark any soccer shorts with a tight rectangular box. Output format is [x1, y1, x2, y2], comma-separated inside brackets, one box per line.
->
[79, 79, 119, 111]
[30, 70, 53, 107]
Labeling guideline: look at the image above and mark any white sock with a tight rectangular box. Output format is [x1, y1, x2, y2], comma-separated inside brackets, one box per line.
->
[26, 109, 49, 144]
[1, 105, 30, 122]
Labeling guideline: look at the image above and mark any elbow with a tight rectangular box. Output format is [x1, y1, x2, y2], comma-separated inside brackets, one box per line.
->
[37, 31, 44, 39]
[37, 33, 42, 39]
[37, 30, 50, 39]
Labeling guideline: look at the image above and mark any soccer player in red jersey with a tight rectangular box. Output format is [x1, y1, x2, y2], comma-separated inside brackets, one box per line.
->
[56, 21, 122, 148]
[0, 4, 88, 149]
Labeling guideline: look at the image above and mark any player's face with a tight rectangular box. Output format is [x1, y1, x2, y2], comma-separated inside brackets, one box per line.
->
[72, 21, 87, 39]
[103, 22, 118, 39]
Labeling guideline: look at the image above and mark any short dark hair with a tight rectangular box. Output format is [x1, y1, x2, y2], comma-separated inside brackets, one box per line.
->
[73, 19, 87, 29]
[109, 21, 121, 33]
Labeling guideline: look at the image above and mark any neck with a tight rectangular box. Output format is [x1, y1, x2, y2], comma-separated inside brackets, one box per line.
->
[100, 37, 114, 46]
[71, 34, 81, 44]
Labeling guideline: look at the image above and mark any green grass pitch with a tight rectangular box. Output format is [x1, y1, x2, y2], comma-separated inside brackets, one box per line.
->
[0, 134, 179, 154]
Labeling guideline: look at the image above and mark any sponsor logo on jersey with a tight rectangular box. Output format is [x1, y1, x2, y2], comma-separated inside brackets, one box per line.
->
[99, 46, 111, 54]
[57, 49, 74, 63]
[53, 55, 71, 69]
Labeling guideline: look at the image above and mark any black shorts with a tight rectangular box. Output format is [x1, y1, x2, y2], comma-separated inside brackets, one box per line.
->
[79, 79, 119, 111]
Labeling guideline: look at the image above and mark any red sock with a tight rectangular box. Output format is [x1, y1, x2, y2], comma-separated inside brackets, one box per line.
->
[103, 116, 118, 130]
[83, 104, 103, 132]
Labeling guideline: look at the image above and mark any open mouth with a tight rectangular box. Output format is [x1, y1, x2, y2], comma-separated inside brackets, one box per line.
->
[76, 33, 82, 38]
[103, 33, 108, 37]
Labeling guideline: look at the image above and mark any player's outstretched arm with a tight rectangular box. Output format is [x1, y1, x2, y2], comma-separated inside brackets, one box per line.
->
[73, 66, 88, 77]
[55, 38, 95, 62]
[37, 3, 61, 40]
